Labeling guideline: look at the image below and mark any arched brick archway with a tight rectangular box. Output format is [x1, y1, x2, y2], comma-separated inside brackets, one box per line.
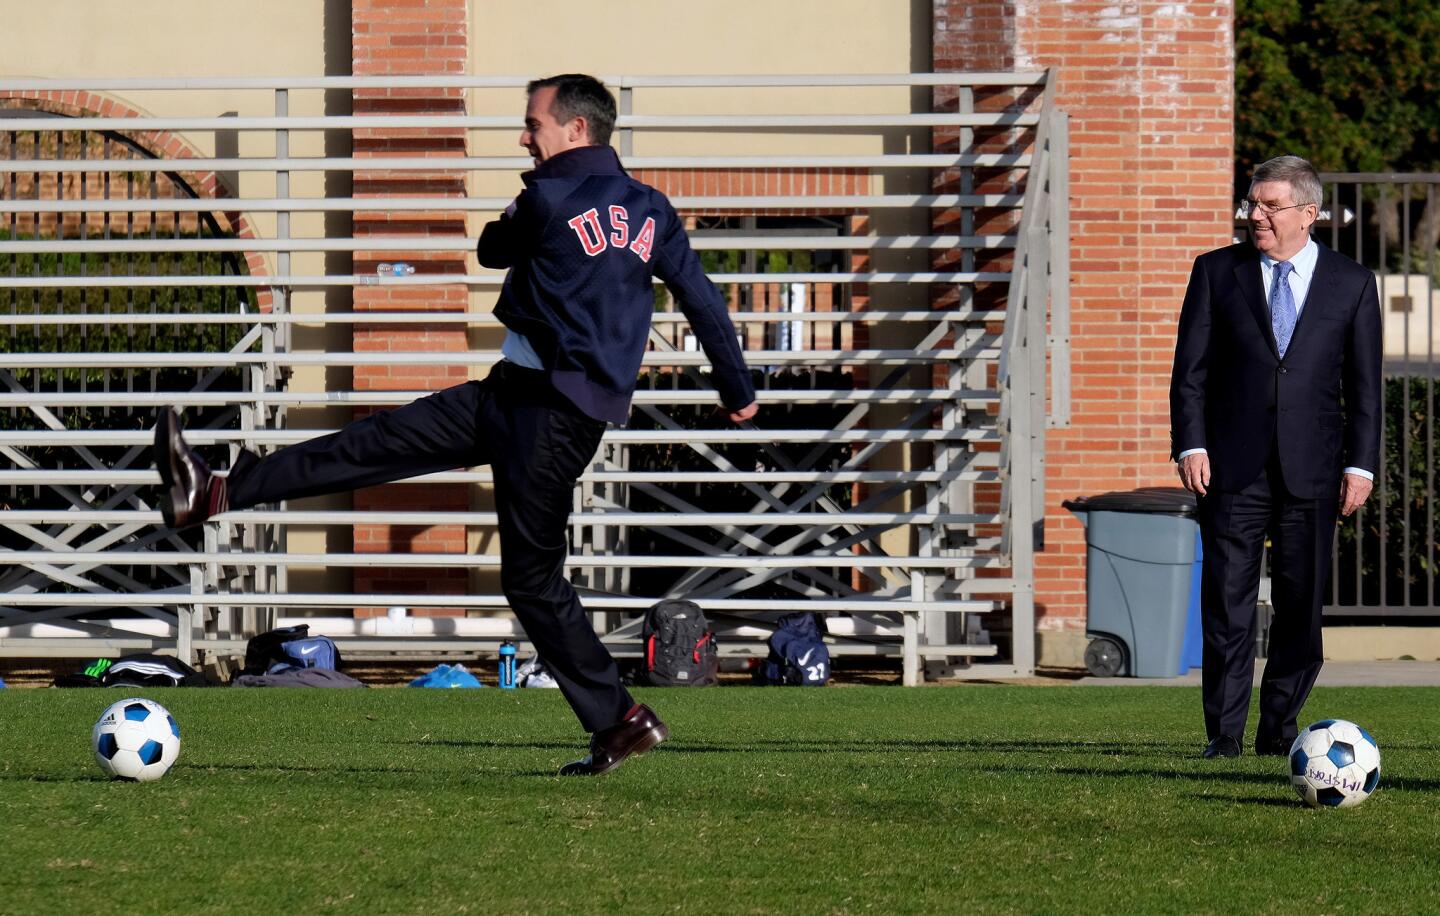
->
[0, 90, 286, 595]
[0, 90, 272, 308]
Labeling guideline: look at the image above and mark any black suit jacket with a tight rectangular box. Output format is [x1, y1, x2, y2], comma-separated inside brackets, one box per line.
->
[1169, 240, 1382, 499]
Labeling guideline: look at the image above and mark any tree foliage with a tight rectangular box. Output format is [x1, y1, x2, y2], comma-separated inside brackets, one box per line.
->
[1235, 0, 1440, 182]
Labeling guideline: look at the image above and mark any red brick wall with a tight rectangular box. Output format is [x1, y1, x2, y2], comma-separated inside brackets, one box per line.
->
[632, 168, 869, 216]
[935, 0, 1015, 71]
[934, 1, 1235, 638]
[351, 0, 470, 615]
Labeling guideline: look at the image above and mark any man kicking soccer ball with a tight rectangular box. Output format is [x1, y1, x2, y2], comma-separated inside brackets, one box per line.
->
[156, 73, 757, 775]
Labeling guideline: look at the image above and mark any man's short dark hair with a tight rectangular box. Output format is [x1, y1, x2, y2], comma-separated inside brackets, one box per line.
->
[526, 74, 617, 147]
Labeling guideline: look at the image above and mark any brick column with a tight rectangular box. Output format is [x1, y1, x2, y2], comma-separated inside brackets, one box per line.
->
[351, 0, 470, 615]
[934, 1, 1235, 662]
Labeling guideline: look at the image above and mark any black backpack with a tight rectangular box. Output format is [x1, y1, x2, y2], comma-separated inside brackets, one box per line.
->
[641, 599, 718, 687]
[756, 612, 830, 686]
[240, 625, 342, 678]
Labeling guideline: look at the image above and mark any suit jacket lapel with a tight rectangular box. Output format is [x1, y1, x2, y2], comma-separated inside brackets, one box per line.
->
[1232, 248, 1277, 358]
[1287, 242, 1338, 353]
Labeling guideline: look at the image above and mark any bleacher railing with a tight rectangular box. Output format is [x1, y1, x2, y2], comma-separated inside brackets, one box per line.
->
[0, 73, 1066, 682]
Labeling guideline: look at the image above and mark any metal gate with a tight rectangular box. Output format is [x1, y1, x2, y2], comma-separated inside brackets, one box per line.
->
[1315, 174, 1440, 617]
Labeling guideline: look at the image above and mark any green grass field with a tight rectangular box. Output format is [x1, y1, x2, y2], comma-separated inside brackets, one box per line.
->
[3, 685, 1438, 915]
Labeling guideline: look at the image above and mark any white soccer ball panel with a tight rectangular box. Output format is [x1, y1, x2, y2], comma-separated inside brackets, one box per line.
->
[1352, 738, 1381, 772]
[112, 720, 154, 751]
[101, 748, 145, 780]
[1327, 719, 1363, 745]
[134, 754, 175, 782]
[1299, 728, 1332, 759]
[1331, 763, 1363, 793]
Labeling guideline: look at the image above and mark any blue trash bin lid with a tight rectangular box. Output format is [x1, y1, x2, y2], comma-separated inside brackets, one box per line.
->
[1062, 486, 1196, 517]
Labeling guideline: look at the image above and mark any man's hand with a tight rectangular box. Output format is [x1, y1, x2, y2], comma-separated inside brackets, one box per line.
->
[728, 401, 758, 424]
[1177, 452, 1210, 497]
[1340, 472, 1374, 517]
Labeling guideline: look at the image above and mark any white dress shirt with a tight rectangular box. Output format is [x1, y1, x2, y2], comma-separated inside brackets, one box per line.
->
[501, 330, 544, 370]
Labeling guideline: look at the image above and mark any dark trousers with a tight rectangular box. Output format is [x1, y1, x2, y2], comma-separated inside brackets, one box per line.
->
[1197, 452, 1339, 745]
[225, 362, 635, 733]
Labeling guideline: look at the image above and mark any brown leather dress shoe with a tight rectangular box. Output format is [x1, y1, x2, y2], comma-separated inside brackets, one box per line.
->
[154, 408, 227, 529]
[558, 704, 669, 776]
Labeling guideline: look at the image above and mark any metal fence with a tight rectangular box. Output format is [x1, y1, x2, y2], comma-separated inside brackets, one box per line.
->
[0, 73, 1068, 681]
[1309, 174, 1440, 618]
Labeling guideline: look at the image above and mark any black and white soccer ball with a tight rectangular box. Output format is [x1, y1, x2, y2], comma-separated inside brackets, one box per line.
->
[1289, 719, 1380, 809]
[92, 697, 181, 781]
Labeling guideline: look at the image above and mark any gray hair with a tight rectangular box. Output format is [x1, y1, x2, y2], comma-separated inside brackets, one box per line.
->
[1249, 155, 1323, 208]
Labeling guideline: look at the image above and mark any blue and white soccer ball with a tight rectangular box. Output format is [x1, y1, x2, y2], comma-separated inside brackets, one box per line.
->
[92, 697, 181, 782]
[1289, 719, 1380, 809]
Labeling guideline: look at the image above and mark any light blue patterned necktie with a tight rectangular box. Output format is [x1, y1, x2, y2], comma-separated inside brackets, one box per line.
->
[1270, 260, 1296, 358]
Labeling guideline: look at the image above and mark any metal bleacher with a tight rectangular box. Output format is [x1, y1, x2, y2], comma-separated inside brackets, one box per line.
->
[0, 73, 1067, 683]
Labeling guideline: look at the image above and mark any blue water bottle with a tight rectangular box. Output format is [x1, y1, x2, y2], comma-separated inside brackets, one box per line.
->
[498, 641, 517, 689]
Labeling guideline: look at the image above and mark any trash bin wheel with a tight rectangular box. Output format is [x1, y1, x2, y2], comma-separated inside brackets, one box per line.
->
[1084, 637, 1126, 677]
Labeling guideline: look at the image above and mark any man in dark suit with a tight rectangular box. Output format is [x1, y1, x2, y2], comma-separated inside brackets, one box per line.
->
[1170, 155, 1381, 759]
[155, 74, 758, 775]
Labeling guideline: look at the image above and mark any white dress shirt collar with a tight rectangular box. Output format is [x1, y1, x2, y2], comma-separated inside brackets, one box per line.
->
[1260, 237, 1318, 281]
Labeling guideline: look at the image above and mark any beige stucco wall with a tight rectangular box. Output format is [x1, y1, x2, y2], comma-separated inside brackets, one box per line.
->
[468, 0, 932, 189]
[471, 0, 927, 76]
[0, 0, 338, 78]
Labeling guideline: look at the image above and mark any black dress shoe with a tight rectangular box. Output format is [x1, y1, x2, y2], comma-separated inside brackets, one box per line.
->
[1201, 735, 1242, 759]
[154, 408, 227, 529]
[1255, 736, 1294, 757]
[558, 704, 669, 776]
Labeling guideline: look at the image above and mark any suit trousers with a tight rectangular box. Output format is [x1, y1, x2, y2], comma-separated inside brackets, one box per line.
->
[224, 361, 635, 733]
[1197, 450, 1339, 745]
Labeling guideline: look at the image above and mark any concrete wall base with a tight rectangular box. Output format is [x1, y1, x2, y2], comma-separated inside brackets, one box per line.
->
[1323, 627, 1440, 662]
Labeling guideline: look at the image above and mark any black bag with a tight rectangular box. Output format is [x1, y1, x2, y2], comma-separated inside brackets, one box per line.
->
[641, 599, 718, 687]
[240, 625, 342, 677]
[54, 653, 209, 688]
[756, 612, 830, 686]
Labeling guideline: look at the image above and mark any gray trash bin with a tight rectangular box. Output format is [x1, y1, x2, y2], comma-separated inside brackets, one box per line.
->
[1062, 487, 1198, 678]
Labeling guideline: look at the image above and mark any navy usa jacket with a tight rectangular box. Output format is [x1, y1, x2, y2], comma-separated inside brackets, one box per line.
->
[1169, 240, 1381, 499]
[477, 145, 755, 424]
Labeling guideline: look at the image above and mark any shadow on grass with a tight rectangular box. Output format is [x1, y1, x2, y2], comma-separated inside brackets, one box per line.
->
[0, 772, 109, 784]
